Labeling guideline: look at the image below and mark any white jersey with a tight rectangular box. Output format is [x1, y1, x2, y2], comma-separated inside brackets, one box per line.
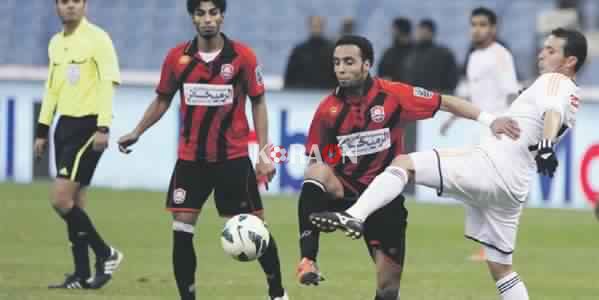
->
[479, 72, 580, 202]
[467, 42, 519, 114]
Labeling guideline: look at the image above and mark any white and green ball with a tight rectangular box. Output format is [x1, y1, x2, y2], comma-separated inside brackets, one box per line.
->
[221, 214, 270, 262]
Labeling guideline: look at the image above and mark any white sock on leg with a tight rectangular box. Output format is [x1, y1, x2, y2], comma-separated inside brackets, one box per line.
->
[346, 166, 408, 221]
[496, 272, 529, 300]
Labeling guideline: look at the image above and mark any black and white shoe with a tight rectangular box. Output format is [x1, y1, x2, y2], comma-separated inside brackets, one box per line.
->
[269, 290, 289, 300]
[310, 211, 364, 239]
[48, 273, 90, 289]
[88, 247, 124, 289]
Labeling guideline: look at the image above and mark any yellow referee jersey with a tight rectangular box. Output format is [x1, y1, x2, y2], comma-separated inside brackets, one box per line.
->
[39, 18, 121, 128]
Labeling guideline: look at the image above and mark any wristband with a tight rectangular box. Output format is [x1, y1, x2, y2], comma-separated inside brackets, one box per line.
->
[477, 112, 496, 128]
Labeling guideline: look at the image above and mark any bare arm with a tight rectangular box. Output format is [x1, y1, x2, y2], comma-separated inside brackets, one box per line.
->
[250, 94, 269, 152]
[250, 94, 276, 184]
[542, 110, 562, 141]
[117, 93, 173, 153]
[440, 94, 520, 140]
[439, 94, 481, 121]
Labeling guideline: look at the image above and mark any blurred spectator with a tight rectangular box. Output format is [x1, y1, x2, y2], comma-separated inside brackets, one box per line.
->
[378, 18, 413, 81]
[284, 16, 337, 89]
[557, 0, 584, 28]
[339, 17, 356, 37]
[402, 19, 459, 94]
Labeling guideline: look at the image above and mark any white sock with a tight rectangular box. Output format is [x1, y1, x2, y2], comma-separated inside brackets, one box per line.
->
[496, 272, 529, 300]
[346, 166, 408, 221]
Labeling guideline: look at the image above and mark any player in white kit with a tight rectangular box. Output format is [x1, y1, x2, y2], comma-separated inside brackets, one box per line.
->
[442, 7, 520, 261]
[441, 7, 519, 138]
[311, 28, 587, 300]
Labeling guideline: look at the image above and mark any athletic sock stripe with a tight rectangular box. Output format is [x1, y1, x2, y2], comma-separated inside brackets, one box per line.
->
[173, 221, 195, 234]
[302, 179, 327, 192]
[499, 279, 522, 294]
[497, 275, 519, 291]
[497, 275, 520, 290]
[498, 276, 521, 294]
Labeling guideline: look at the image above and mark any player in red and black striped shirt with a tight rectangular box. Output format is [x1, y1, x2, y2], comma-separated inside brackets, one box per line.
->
[296, 35, 507, 299]
[117, 1, 286, 299]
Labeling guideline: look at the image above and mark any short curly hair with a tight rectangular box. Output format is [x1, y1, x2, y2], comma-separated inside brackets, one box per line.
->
[187, 0, 227, 15]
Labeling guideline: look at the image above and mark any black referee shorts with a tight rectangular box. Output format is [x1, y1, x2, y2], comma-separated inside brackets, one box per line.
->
[332, 172, 408, 266]
[165, 157, 263, 217]
[53, 115, 103, 186]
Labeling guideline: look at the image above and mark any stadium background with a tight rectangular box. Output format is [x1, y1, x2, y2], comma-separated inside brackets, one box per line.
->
[0, 1, 598, 299]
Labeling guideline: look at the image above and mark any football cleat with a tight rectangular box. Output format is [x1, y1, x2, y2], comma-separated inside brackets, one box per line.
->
[88, 247, 124, 289]
[296, 258, 325, 286]
[48, 273, 90, 289]
[310, 211, 364, 239]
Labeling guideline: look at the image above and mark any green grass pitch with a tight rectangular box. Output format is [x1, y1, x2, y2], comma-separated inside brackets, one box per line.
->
[0, 182, 597, 299]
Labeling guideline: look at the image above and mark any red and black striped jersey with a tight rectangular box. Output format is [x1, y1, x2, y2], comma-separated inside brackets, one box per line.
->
[305, 76, 441, 192]
[156, 34, 264, 162]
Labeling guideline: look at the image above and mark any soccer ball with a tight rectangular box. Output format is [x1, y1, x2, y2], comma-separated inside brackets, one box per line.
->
[221, 214, 270, 262]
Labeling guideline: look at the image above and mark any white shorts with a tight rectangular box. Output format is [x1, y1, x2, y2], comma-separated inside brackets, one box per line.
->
[409, 147, 523, 264]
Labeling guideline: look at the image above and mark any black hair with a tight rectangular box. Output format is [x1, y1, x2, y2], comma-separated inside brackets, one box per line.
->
[187, 0, 227, 15]
[471, 7, 497, 25]
[335, 35, 375, 65]
[551, 27, 587, 72]
[393, 18, 412, 35]
[419, 19, 436, 35]
[55, 0, 86, 3]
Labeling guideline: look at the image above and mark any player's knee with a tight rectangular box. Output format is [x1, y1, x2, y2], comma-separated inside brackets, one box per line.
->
[304, 163, 343, 198]
[389, 155, 414, 180]
[172, 212, 199, 226]
[51, 185, 75, 211]
[390, 155, 413, 170]
[304, 163, 333, 182]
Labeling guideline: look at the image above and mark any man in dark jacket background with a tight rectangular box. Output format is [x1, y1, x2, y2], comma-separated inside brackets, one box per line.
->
[403, 19, 459, 94]
[378, 18, 413, 81]
[284, 16, 337, 89]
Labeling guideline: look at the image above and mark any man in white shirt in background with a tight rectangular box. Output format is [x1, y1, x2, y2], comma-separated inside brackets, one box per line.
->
[440, 7, 520, 261]
[442, 7, 519, 136]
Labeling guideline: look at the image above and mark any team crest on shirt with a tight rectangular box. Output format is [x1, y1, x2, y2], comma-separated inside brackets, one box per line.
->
[220, 64, 235, 80]
[173, 188, 186, 205]
[370, 105, 385, 123]
[413, 87, 434, 99]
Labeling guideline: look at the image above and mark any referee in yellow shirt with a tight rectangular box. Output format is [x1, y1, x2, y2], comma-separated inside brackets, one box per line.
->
[34, 0, 123, 289]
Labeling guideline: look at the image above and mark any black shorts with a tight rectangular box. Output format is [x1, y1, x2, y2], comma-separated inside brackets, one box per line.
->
[166, 157, 263, 217]
[53, 115, 102, 186]
[332, 173, 408, 266]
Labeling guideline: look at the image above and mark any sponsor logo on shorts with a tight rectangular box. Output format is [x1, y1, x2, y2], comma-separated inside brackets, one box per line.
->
[173, 188, 186, 205]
